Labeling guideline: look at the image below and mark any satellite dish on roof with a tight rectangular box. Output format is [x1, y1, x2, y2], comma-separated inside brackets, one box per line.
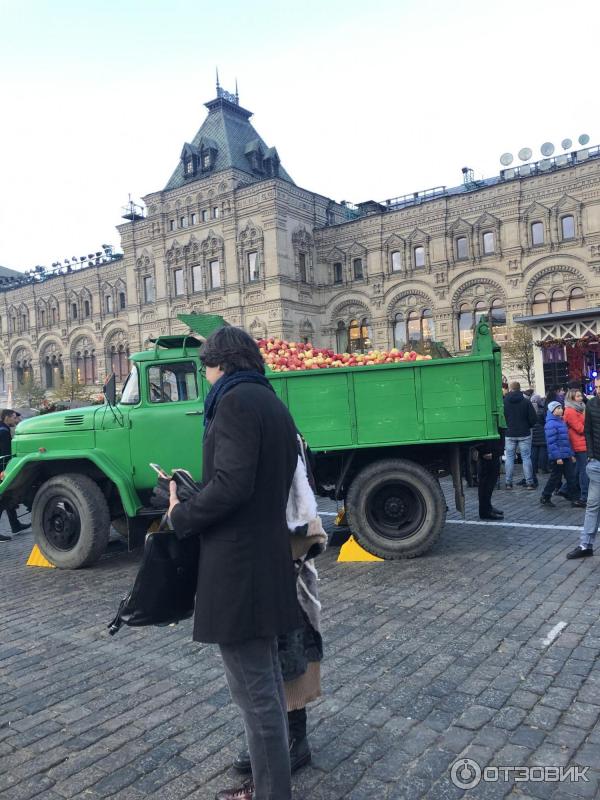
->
[578, 133, 590, 146]
[561, 138, 572, 150]
[500, 152, 514, 166]
[540, 142, 555, 157]
[518, 147, 532, 161]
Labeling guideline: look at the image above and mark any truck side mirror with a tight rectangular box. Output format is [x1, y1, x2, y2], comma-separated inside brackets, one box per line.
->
[103, 373, 117, 406]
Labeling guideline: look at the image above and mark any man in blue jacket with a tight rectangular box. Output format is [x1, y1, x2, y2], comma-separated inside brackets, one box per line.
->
[540, 402, 578, 506]
[503, 382, 538, 489]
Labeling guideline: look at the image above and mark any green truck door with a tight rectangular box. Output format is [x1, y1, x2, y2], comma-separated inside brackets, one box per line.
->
[129, 360, 205, 492]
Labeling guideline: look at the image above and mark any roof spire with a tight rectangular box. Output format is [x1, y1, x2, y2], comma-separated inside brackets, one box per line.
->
[235, 78, 239, 103]
[216, 67, 221, 94]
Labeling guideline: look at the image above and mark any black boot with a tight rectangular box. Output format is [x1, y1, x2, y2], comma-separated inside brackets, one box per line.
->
[288, 707, 311, 771]
[232, 708, 311, 774]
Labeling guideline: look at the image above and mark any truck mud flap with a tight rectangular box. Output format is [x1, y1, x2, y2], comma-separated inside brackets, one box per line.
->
[127, 508, 165, 551]
[449, 444, 465, 517]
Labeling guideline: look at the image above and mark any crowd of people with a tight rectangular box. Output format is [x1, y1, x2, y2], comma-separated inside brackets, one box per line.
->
[476, 379, 600, 561]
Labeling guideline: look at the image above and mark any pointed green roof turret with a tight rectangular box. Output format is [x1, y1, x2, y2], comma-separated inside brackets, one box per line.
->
[165, 83, 294, 190]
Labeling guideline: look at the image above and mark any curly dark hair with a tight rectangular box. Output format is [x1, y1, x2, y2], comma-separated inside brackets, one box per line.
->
[200, 326, 265, 376]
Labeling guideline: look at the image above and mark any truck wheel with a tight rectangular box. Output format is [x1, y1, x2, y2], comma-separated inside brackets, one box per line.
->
[32, 474, 110, 569]
[346, 458, 446, 559]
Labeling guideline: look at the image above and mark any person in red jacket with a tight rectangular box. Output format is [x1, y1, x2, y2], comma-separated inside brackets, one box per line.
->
[564, 389, 588, 507]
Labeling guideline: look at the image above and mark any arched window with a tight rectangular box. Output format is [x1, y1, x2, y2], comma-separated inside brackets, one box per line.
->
[84, 300, 91, 318]
[44, 355, 63, 389]
[348, 318, 371, 353]
[550, 290, 567, 313]
[335, 321, 346, 354]
[482, 231, 495, 255]
[360, 318, 372, 350]
[531, 221, 544, 246]
[105, 295, 114, 313]
[569, 287, 586, 311]
[421, 308, 435, 342]
[84, 350, 96, 384]
[391, 251, 401, 272]
[532, 292, 548, 315]
[393, 313, 406, 349]
[119, 291, 126, 310]
[458, 304, 474, 351]
[561, 215, 575, 240]
[407, 310, 421, 345]
[474, 301, 487, 327]
[490, 299, 506, 330]
[111, 344, 130, 382]
[456, 236, 468, 260]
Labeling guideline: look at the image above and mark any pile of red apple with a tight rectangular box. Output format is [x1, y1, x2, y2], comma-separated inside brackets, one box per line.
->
[257, 338, 432, 372]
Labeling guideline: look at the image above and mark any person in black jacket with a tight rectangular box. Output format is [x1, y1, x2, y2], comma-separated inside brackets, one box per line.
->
[168, 327, 301, 800]
[567, 391, 600, 559]
[503, 382, 538, 489]
[0, 409, 29, 541]
[476, 430, 505, 519]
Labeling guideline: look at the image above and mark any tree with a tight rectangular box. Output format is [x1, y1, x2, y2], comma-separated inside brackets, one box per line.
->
[51, 376, 95, 405]
[502, 326, 535, 388]
[14, 376, 47, 409]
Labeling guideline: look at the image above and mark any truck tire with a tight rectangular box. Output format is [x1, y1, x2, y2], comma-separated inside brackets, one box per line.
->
[346, 458, 446, 559]
[32, 474, 111, 569]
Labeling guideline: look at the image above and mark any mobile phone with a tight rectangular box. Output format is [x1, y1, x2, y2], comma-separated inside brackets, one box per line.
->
[149, 463, 170, 479]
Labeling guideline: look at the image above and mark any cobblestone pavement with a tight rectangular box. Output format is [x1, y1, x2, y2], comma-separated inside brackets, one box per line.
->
[1, 470, 600, 800]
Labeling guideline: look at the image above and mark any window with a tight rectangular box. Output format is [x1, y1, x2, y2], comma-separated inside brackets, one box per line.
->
[192, 264, 202, 292]
[40, 309, 46, 327]
[185, 160, 194, 175]
[335, 321, 346, 353]
[348, 318, 371, 353]
[212, 206, 220, 219]
[456, 236, 468, 260]
[111, 344, 130, 383]
[191, 212, 197, 225]
[119, 292, 126, 310]
[299, 253, 307, 282]
[393, 313, 406, 349]
[210, 259, 221, 289]
[407, 311, 420, 344]
[248, 252, 259, 282]
[202, 209, 209, 222]
[71, 303, 78, 320]
[174, 268, 184, 296]
[531, 221, 544, 246]
[414, 246, 425, 268]
[569, 287, 586, 310]
[120, 366, 139, 405]
[169, 220, 175, 231]
[532, 292, 548, 315]
[84, 300, 91, 317]
[458, 304, 474, 350]
[561, 215, 575, 240]
[202, 152, 211, 170]
[474, 301, 487, 327]
[143, 275, 155, 303]
[105, 295, 113, 313]
[180, 216, 188, 229]
[51, 306, 57, 324]
[20, 314, 27, 332]
[550, 290, 567, 313]
[76, 350, 97, 385]
[391, 251, 401, 272]
[482, 231, 495, 255]
[421, 308, 435, 342]
[490, 299, 507, 343]
[148, 361, 199, 403]
[353, 258, 363, 280]
[333, 262, 343, 284]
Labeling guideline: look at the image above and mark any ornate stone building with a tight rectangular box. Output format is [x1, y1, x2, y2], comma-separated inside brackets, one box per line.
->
[1, 83, 600, 399]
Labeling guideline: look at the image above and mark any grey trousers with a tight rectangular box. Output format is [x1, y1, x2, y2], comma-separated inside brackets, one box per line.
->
[219, 637, 292, 800]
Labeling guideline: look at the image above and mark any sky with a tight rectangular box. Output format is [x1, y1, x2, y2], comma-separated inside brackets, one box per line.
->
[1, 0, 599, 270]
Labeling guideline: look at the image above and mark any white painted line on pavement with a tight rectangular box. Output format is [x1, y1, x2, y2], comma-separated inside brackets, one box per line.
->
[542, 621, 567, 647]
[445, 519, 581, 531]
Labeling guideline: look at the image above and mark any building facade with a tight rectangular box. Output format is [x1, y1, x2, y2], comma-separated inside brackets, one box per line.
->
[2, 85, 600, 400]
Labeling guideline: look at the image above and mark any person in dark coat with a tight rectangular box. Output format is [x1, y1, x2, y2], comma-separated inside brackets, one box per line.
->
[476, 429, 505, 520]
[567, 386, 600, 558]
[530, 394, 548, 479]
[168, 326, 301, 800]
[0, 409, 29, 541]
[540, 402, 578, 506]
[503, 381, 538, 489]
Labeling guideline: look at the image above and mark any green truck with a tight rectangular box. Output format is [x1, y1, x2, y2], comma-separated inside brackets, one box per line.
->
[0, 317, 504, 568]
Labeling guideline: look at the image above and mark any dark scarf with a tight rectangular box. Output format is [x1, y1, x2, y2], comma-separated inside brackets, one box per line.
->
[204, 370, 273, 427]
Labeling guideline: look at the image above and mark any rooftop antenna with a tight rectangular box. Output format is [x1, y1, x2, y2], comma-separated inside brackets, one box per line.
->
[561, 138, 572, 151]
[216, 66, 221, 94]
[499, 152, 514, 166]
[235, 77, 239, 103]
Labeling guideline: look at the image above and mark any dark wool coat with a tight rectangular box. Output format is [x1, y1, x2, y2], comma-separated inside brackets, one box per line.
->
[170, 382, 302, 645]
[545, 413, 574, 461]
[584, 395, 600, 460]
[503, 391, 538, 438]
[531, 405, 547, 447]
